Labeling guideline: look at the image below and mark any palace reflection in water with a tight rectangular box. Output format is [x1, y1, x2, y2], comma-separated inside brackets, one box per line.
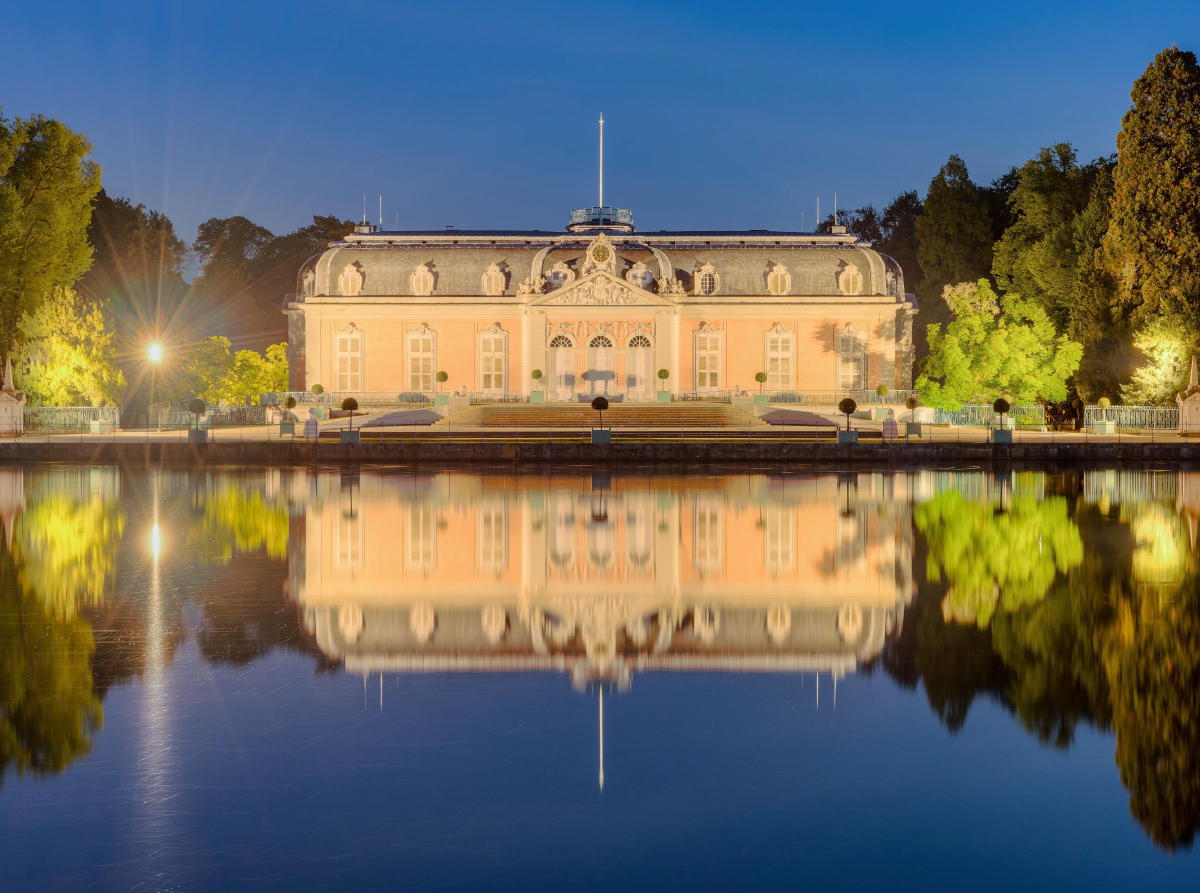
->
[0, 464, 1199, 862]
[292, 472, 916, 689]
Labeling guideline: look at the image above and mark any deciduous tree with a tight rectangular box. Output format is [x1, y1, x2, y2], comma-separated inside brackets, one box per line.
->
[0, 112, 101, 358]
[916, 280, 1083, 408]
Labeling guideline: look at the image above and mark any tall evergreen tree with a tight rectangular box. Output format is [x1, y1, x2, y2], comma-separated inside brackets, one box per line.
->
[877, 190, 923, 298]
[1104, 46, 1200, 336]
[914, 155, 994, 362]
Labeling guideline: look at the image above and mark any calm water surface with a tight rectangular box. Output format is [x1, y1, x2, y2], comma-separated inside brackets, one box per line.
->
[0, 464, 1198, 891]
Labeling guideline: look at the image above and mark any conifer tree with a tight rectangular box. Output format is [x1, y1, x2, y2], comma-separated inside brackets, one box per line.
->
[1104, 47, 1200, 334]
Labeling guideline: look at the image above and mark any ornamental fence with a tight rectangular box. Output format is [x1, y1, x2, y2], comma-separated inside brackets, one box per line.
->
[157, 405, 268, 429]
[1083, 405, 1179, 430]
[260, 391, 432, 406]
[934, 404, 1046, 428]
[23, 406, 120, 431]
[769, 389, 918, 406]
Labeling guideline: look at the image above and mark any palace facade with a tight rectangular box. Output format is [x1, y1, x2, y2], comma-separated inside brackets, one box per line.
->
[283, 207, 916, 401]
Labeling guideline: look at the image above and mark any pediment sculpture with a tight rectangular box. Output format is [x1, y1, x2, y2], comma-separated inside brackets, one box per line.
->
[541, 272, 654, 306]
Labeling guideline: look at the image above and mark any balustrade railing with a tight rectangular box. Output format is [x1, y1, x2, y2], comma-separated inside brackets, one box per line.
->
[23, 406, 120, 431]
[1083, 405, 1178, 429]
[260, 391, 432, 406]
[768, 389, 917, 405]
[933, 404, 1045, 427]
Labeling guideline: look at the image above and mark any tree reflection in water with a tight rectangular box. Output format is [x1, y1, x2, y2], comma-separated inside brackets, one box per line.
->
[894, 471, 1200, 851]
[0, 466, 1197, 854]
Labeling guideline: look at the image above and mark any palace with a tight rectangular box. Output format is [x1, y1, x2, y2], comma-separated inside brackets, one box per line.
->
[283, 206, 916, 402]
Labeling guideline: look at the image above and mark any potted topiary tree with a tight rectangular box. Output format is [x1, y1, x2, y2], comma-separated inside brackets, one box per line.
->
[309, 383, 327, 421]
[1094, 396, 1115, 435]
[188, 398, 208, 445]
[754, 372, 768, 406]
[874, 385, 890, 420]
[340, 397, 360, 445]
[993, 397, 1013, 444]
[657, 369, 671, 403]
[530, 369, 545, 404]
[591, 395, 610, 444]
[904, 395, 922, 437]
[280, 396, 297, 436]
[837, 397, 858, 444]
[435, 371, 449, 405]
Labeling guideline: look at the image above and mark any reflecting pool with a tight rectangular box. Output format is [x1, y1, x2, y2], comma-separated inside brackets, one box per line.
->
[0, 465, 1198, 891]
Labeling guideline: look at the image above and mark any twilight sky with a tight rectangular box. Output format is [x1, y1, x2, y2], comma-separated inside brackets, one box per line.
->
[4, 0, 1198, 242]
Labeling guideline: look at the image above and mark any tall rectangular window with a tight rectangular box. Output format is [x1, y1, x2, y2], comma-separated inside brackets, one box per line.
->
[409, 332, 435, 392]
[337, 329, 362, 391]
[766, 331, 792, 390]
[695, 331, 721, 391]
[407, 503, 436, 572]
[837, 326, 866, 391]
[480, 331, 506, 394]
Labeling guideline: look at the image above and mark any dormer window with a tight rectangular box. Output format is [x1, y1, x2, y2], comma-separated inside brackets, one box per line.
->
[411, 264, 435, 296]
[481, 263, 506, 296]
[838, 263, 864, 296]
[338, 263, 363, 296]
[696, 263, 719, 296]
[767, 263, 791, 296]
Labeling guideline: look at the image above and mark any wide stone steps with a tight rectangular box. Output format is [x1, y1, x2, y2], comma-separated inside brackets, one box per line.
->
[434, 403, 771, 429]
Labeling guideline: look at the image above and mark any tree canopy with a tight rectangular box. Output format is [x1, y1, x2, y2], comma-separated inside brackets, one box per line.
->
[915, 280, 1083, 408]
[1104, 47, 1200, 335]
[14, 287, 126, 406]
[0, 112, 101, 357]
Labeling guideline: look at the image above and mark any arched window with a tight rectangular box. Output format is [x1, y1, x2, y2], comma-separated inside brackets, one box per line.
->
[481, 263, 506, 296]
[696, 263, 720, 296]
[480, 327, 506, 393]
[628, 334, 652, 348]
[549, 334, 573, 348]
[336, 325, 363, 391]
[694, 325, 722, 391]
[409, 327, 436, 392]
[627, 334, 653, 400]
[589, 335, 613, 348]
[767, 264, 791, 296]
[411, 264, 435, 296]
[837, 324, 866, 391]
[765, 326, 793, 390]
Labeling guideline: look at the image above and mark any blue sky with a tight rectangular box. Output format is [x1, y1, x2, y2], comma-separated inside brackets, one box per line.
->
[3, 0, 1197, 240]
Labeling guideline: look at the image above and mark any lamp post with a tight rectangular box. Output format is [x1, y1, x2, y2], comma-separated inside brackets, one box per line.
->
[148, 343, 163, 431]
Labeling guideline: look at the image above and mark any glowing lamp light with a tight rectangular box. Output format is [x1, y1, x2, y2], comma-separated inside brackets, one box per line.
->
[148, 344, 163, 363]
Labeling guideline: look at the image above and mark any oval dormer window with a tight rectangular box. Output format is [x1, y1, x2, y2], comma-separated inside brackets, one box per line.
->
[547, 262, 573, 290]
[481, 263, 506, 297]
[338, 263, 363, 296]
[697, 264, 719, 296]
[838, 263, 864, 296]
[767, 264, 791, 296]
[411, 264, 434, 296]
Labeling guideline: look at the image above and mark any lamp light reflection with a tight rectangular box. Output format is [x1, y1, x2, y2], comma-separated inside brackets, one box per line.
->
[150, 523, 161, 561]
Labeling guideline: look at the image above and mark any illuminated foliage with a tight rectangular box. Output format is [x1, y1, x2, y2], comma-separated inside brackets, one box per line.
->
[916, 280, 1083, 409]
[13, 484, 124, 619]
[195, 484, 288, 563]
[915, 490, 1084, 627]
[0, 533, 101, 791]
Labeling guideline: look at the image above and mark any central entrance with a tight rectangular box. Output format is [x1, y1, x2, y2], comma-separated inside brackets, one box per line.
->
[586, 335, 614, 397]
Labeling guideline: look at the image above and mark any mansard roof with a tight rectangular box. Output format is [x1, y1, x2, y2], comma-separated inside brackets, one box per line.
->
[293, 219, 907, 302]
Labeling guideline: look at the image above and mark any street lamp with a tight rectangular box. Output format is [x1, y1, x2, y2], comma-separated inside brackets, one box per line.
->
[148, 343, 163, 431]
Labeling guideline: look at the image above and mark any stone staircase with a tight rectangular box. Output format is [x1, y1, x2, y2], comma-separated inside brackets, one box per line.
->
[434, 402, 770, 429]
